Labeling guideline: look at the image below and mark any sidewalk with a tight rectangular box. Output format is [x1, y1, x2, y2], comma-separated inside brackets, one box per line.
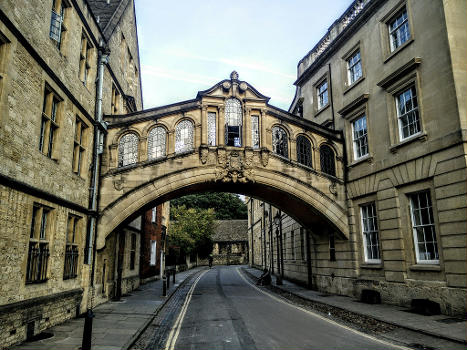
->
[8, 267, 205, 350]
[243, 267, 467, 344]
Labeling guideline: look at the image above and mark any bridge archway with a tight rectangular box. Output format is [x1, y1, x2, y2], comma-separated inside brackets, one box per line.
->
[98, 72, 347, 249]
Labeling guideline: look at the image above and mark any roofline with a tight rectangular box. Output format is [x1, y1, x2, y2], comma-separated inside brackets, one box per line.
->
[294, 0, 384, 86]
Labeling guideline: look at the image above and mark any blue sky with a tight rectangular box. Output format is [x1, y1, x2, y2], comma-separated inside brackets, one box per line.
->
[135, 0, 353, 111]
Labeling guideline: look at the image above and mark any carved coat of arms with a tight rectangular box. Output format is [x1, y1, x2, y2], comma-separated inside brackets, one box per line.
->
[215, 151, 254, 183]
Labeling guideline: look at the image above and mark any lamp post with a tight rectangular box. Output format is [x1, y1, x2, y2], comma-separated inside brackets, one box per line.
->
[273, 212, 282, 285]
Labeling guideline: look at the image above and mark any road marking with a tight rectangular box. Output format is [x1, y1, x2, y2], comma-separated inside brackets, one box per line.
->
[164, 269, 209, 350]
[236, 267, 411, 350]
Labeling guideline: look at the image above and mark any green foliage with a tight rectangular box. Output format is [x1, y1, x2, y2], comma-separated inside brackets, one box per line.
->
[170, 192, 247, 220]
[168, 205, 216, 258]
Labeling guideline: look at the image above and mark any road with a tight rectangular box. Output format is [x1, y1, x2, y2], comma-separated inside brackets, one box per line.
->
[163, 265, 406, 350]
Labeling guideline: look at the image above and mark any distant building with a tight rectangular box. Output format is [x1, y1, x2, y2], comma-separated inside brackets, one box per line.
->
[212, 220, 249, 265]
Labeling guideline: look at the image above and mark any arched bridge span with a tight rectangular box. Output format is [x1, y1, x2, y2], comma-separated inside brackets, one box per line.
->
[98, 72, 347, 249]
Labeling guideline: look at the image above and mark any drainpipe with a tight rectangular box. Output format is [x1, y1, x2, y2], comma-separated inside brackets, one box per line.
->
[250, 199, 254, 266]
[305, 228, 313, 289]
[279, 211, 284, 281]
[82, 42, 109, 350]
[269, 204, 274, 275]
[328, 63, 336, 130]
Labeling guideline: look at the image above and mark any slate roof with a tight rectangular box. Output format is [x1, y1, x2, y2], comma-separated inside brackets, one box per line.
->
[86, 0, 131, 40]
[212, 220, 248, 242]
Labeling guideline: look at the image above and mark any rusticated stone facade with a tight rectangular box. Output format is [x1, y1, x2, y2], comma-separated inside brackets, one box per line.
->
[250, 0, 467, 316]
[0, 0, 142, 347]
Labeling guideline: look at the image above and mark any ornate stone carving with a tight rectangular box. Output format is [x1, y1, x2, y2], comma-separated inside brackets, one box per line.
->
[239, 82, 247, 92]
[230, 71, 239, 80]
[329, 182, 338, 196]
[215, 150, 254, 183]
[113, 174, 125, 191]
[199, 145, 209, 164]
[222, 81, 231, 91]
[260, 148, 269, 167]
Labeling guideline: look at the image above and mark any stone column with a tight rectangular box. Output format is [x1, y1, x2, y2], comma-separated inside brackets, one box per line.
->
[244, 107, 251, 147]
[260, 109, 267, 148]
[201, 105, 208, 145]
[218, 106, 225, 146]
[168, 130, 175, 155]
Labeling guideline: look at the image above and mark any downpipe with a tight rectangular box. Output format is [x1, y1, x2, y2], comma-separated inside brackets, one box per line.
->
[82, 43, 109, 350]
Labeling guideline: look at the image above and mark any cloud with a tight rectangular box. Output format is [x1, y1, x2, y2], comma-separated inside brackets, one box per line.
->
[142, 65, 216, 86]
[163, 47, 295, 80]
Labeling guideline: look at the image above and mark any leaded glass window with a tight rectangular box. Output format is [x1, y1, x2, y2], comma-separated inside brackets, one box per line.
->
[208, 112, 216, 146]
[361, 203, 380, 263]
[225, 98, 242, 146]
[410, 191, 439, 263]
[320, 144, 335, 176]
[296, 135, 312, 167]
[148, 126, 166, 160]
[272, 126, 288, 158]
[251, 115, 260, 149]
[175, 120, 194, 153]
[118, 133, 138, 167]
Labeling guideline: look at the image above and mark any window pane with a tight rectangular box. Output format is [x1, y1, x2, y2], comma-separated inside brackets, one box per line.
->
[148, 127, 166, 160]
[208, 112, 217, 146]
[361, 203, 380, 261]
[118, 133, 138, 166]
[175, 120, 194, 153]
[272, 127, 288, 158]
[410, 191, 439, 262]
[320, 145, 335, 176]
[296, 136, 312, 167]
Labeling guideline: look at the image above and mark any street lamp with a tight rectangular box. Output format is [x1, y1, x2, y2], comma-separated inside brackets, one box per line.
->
[273, 212, 283, 285]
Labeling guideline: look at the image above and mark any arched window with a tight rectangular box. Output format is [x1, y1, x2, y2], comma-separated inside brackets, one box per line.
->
[225, 98, 242, 146]
[118, 133, 138, 167]
[175, 120, 194, 153]
[320, 144, 336, 176]
[148, 126, 166, 160]
[296, 135, 312, 167]
[272, 126, 288, 158]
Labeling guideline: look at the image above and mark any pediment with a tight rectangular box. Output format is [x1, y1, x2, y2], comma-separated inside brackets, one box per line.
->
[196, 71, 270, 103]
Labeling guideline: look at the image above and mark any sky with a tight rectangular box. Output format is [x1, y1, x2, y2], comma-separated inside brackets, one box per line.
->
[134, 0, 353, 111]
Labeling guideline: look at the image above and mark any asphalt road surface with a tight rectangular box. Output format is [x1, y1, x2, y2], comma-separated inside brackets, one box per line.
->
[163, 265, 406, 350]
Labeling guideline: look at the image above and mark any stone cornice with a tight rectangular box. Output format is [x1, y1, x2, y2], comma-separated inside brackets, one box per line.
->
[377, 57, 422, 89]
[337, 94, 369, 117]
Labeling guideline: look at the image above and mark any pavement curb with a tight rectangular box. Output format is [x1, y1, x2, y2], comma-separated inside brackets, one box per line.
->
[122, 267, 206, 350]
[241, 267, 467, 345]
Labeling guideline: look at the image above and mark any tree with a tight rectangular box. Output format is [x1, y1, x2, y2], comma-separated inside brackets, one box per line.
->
[170, 192, 247, 220]
[168, 205, 216, 259]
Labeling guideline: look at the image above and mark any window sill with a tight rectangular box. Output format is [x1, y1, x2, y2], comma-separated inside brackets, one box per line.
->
[409, 264, 441, 272]
[343, 76, 365, 95]
[389, 131, 427, 153]
[314, 104, 330, 118]
[349, 154, 373, 167]
[384, 38, 414, 64]
[360, 263, 383, 270]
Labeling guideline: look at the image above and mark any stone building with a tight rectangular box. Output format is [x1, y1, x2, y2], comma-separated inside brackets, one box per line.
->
[0, 0, 142, 346]
[249, 0, 467, 315]
[211, 220, 248, 265]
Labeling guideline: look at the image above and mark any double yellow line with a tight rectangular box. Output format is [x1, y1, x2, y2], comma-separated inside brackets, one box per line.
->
[164, 269, 210, 350]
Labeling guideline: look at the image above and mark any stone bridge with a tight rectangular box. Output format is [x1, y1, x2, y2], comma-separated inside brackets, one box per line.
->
[97, 72, 347, 249]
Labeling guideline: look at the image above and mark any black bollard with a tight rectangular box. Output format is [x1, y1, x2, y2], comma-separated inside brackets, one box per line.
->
[166, 272, 170, 289]
[172, 269, 176, 284]
[81, 308, 94, 350]
[162, 276, 167, 297]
